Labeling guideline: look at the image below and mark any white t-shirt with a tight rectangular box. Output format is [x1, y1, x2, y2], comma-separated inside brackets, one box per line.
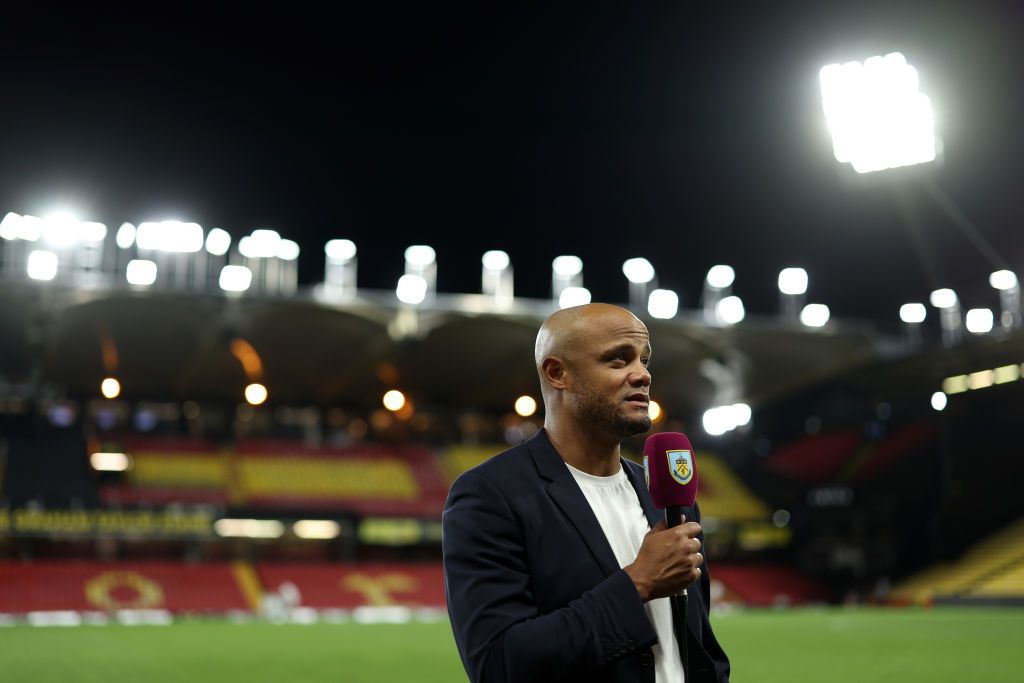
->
[565, 462, 683, 683]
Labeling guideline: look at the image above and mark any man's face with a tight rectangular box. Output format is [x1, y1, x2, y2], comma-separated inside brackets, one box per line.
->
[565, 311, 652, 439]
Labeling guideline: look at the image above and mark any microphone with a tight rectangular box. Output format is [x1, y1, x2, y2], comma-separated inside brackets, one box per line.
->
[642, 431, 698, 678]
[643, 431, 698, 527]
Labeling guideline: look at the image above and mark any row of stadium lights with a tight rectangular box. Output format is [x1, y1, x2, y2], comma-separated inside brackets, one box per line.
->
[930, 362, 1024, 411]
[3, 212, 1019, 334]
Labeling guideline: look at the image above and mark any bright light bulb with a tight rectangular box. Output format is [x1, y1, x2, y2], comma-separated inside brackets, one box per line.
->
[647, 289, 679, 319]
[396, 274, 427, 304]
[899, 303, 926, 323]
[622, 258, 655, 284]
[558, 286, 591, 309]
[778, 268, 808, 295]
[383, 390, 406, 412]
[100, 378, 121, 399]
[514, 395, 537, 417]
[800, 303, 830, 328]
[552, 255, 583, 276]
[717, 296, 745, 324]
[482, 250, 510, 271]
[245, 383, 268, 406]
[929, 288, 957, 309]
[706, 265, 735, 289]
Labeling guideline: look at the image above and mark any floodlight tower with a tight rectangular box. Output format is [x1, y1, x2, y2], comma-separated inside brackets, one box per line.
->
[990, 270, 1021, 331]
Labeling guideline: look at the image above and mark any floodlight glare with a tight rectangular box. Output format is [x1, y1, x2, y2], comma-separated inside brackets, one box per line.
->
[717, 296, 745, 324]
[276, 239, 300, 261]
[778, 268, 808, 295]
[800, 303, 830, 328]
[404, 245, 436, 267]
[116, 223, 136, 249]
[482, 250, 510, 271]
[558, 286, 591, 309]
[238, 229, 281, 258]
[820, 52, 937, 173]
[325, 239, 357, 261]
[244, 383, 268, 406]
[90, 452, 131, 472]
[383, 389, 407, 412]
[514, 395, 537, 417]
[899, 303, 927, 323]
[42, 212, 81, 247]
[293, 520, 341, 540]
[80, 221, 107, 243]
[990, 270, 1018, 291]
[17, 215, 44, 242]
[205, 228, 232, 256]
[100, 378, 121, 399]
[706, 265, 735, 289]
[552, 255, 583, 277]
[965, 308, 994, 334]
[702, 407, 729, 436]
[730, 403, 752, 427]
[126, 259, 158, 286]
[27, 250, 58, 281]
[929, 288, 957, 309]
[396, 274, 427, 304]
[649, 400, 663, 424]
[0, 212, 20, 240]
[647, 289, 679, 319]
[622, 258, 655, 284]
[136, 221, 204, 253]
[219, 265, 253, 292]
[930, 391, 947, 411]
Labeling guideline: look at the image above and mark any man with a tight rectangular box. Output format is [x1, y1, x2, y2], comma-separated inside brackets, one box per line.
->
[443, 303, 730, 682]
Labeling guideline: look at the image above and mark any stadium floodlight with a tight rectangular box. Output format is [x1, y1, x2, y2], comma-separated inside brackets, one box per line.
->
[237, 229, 281, 259]
[623, 258, 656, 312]
[965, 308, 994, 334]
[325, 239, 357, 262]
[778, 268, 808, 295]
[116, 223, 136, 249]
[404, 245, 437, 300]
[552, 255, 583, 277]
[276, 239, 300, 261]
[930, 391, 947, 411]
[126, 259, 158, 286]
[702, 407, 729, 436]
[800, 303, 830, 328]
[993, 364, 1020, 384]
[219, 265, 253, 292]
[324, 239, 358, 300]
[396, 274, 427, 304]
[383, 389, 407, 412]
[706, 265, 735, 290]
[989, 270, 1021, 330]
[481, 250, 514, 307]
[968, 370, 994, 390]
[90, 451, 131, 472]
[482, 250, 510, 271]
[404, 245, 436, 268]
[819, 52, 937, 174]
[622, 258, 655, 284]
[647, 289, 679, 319]
[552, 255, 584, 302]
[293, 520, 342, 540]
[730, 403, 752, 427]
[0, 212, 20, 240]
[900, 303, 927, 323]
[80, 221, 107, 243]
[100, 378, 121, 399]
[136, 221, 204, 253]
[205, 228, 231, 256]
[514, 395, 537, 417]
[42, 212, 81, 247]
[929, 288, 957, 309]
[558, 286, 591, 309]
[649, 400, 663, 424]
[990, 270, 1018, 291]
[717, 296, 745, 324]
[244, 383, 268, 406]
[27, 249, 58, 281]
[17, 215, 44, 242]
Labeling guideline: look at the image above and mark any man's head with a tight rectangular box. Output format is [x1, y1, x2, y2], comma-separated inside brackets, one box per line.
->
[535, 303, 652, 440]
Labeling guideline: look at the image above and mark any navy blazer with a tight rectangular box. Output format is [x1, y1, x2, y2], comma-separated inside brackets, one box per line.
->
[443, 429, 730, 682]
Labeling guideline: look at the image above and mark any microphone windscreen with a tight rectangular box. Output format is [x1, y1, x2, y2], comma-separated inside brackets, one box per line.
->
[643, 432, 698, 508]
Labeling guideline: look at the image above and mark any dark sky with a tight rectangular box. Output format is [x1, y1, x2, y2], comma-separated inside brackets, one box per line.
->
[1, 2, 1021, 330]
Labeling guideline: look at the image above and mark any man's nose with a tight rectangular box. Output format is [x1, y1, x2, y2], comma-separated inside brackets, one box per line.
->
[631, 363, 651, 386]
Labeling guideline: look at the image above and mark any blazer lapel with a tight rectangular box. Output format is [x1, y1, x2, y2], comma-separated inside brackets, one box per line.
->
[525, 430, 621, 578]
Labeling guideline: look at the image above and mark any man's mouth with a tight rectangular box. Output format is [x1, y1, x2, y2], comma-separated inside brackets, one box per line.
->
[625, 393, 649, 405]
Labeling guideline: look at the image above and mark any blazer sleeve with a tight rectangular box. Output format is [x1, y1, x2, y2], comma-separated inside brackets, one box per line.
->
[443, 469, 658, 683]
[692, 502, 731, 682]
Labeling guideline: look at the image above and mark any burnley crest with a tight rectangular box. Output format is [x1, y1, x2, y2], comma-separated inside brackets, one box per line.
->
[668, 450, 693, 485]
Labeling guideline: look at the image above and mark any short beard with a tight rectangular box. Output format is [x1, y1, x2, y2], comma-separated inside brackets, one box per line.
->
[570, 382, 652, 441]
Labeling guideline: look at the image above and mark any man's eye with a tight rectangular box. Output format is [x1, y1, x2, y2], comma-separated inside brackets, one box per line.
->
[641, 358, 650, 366]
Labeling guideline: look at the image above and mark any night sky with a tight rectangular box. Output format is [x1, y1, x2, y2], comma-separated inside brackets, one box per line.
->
[1, 3, 1021, 330]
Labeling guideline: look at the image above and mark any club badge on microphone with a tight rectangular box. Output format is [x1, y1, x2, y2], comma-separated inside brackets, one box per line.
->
[643, 432, 699, 509]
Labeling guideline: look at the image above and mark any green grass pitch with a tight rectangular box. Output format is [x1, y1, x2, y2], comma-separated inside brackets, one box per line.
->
[1, 607, 1021, 682]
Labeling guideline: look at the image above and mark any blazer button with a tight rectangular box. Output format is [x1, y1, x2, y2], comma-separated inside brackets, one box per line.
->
[638, 652, 653, 667]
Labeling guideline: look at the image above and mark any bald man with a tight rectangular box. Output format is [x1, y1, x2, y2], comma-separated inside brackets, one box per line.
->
[443, 303, 730, 683]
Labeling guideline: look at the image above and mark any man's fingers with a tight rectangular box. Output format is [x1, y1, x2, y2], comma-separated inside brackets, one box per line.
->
[649, 519, 667, 534]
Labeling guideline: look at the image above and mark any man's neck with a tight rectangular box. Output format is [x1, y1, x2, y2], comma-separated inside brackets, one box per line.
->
[544, 417, 622, 477]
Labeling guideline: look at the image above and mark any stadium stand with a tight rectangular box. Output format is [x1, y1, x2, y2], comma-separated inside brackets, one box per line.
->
[710, 563, 833, 606]
[891, 518, 1024, 603]
[258, 563, 445, 608]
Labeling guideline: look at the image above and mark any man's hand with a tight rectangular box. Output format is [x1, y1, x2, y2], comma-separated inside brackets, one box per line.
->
[623, 518, 703, 602]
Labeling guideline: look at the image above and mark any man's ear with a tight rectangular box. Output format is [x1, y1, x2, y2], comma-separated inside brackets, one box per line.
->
[541, 357, 568, 391]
